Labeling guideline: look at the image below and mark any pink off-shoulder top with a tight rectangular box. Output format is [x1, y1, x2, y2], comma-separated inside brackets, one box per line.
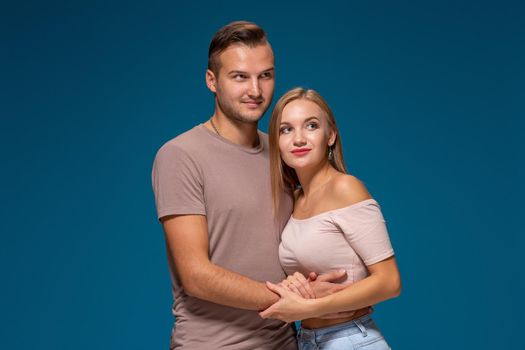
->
[279, 199, 395, 284]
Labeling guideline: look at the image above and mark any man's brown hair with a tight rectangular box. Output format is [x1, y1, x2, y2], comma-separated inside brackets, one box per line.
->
[208, 21, 268, 75]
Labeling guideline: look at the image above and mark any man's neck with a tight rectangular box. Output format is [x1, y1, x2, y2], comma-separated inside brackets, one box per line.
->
[207, 113, 260, 148]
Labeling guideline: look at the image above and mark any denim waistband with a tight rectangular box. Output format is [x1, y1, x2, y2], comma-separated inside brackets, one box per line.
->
[297, 314, 373, 343]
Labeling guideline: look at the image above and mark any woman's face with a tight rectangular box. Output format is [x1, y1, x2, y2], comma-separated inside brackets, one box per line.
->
[278, 99, 335, 171]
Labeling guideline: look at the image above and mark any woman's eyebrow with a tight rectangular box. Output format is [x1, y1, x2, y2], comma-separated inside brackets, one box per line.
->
[304, 116, 320, 122]
[280, 116, 320, 126]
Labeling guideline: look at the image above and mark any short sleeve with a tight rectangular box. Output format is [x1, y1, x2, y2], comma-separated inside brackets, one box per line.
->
[152, 143, 206, 220]
[330, 200, 394, 266]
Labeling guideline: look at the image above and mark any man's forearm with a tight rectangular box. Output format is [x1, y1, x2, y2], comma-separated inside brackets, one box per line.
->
[183, 261, 280, 310]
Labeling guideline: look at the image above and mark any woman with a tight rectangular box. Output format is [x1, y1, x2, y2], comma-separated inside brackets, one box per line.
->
[260, 88, 401, 349]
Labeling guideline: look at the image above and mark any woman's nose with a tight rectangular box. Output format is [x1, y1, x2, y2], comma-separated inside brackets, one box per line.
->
[293, 131, 306, 145]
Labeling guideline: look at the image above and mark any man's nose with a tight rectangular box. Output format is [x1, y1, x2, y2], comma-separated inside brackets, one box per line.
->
[248, 78, 261, 97]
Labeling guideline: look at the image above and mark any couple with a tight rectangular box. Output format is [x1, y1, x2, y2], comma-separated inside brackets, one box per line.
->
[152, 21, 401, 350]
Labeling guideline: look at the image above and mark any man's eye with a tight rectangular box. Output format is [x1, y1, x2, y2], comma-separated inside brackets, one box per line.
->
[233, 74, 246, 80]
[260, 72, 273, 79]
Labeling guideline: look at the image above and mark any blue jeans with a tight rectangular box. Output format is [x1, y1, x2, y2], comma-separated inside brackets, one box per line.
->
[297, 314, 391, 350]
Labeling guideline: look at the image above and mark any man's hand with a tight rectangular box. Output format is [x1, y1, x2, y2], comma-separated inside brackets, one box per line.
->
[309, 270, 348, 298]
[268, 269, 366, 321]
[279, 272, 315, 299]
[278, 269, 347, 299]
[259, 282, 315, 322]
[278, 269, 348, 299]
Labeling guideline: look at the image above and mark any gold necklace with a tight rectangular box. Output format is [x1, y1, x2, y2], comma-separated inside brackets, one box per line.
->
[209, 117, 262, 147]
[209, 118, 220, 136]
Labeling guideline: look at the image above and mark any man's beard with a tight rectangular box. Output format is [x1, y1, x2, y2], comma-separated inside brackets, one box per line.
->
[216, 94, 272, 124]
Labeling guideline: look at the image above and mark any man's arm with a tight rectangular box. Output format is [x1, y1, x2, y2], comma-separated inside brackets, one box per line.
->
[162, 214, 280, 310]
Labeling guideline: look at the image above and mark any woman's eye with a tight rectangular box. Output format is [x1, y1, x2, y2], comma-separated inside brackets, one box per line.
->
[279, 127, 291, 134]
[306, 122, 319, 130]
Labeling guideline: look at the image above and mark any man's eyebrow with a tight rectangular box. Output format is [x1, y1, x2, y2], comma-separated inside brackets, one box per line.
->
[227, 67, 275, 75]
[228, 70, 247, 75]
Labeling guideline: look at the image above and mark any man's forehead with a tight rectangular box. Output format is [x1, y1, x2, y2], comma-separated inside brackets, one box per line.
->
[217, 43, 274, 72]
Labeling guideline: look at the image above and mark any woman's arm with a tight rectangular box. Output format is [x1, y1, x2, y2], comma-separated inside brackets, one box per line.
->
[260, 256, 401, 322]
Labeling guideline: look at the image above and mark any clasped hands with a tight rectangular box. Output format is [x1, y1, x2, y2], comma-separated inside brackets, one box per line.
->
[259, 270, 355, 323]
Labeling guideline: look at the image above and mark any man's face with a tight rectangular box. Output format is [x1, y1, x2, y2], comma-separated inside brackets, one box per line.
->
[207, 43, 275, 124]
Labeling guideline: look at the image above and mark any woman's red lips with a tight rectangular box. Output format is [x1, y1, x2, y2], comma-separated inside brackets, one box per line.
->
[291, 148, 311, 156]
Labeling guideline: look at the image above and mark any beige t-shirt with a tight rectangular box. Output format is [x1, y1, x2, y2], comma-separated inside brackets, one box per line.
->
[279, 199, 394, 284]
[152, 124, 296, 350]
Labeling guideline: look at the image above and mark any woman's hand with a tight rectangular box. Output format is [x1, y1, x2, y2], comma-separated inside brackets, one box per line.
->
[280, 272, 315, 299]
[308, 271, 348, 298]
[259, 281, 316, 322]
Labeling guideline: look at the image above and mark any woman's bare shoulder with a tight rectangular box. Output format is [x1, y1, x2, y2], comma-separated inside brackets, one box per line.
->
[329, 173, 372, 207]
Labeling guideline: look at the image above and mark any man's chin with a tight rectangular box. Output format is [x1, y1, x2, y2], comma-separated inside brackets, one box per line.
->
[235, 110, 266, 123]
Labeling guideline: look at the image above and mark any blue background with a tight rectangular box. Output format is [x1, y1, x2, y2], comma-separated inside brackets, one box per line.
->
[2, 0, 523, 349]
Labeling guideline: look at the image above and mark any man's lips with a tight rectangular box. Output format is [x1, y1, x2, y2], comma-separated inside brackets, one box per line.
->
[291, 148, 311, 156]
[242, 100, 263, 108]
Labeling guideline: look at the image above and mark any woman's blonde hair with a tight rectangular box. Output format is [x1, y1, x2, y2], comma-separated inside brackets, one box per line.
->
[269, 87, 347, 213]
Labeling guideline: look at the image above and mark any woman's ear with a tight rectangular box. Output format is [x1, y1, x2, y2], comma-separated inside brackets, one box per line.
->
[328, 130, 337, 147]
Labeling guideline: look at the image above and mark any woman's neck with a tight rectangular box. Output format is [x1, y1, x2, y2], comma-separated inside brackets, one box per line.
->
[296, 161, 337, 200]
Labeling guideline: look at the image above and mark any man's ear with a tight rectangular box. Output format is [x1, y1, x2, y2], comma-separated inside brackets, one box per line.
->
[206, 69, 217, 93]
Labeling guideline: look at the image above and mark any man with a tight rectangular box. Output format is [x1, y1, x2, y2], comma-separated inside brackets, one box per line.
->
[152, 21, 346, 349]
